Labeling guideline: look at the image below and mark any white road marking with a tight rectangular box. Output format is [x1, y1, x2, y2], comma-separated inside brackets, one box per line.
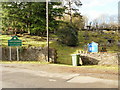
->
[49, 79, 56, 82]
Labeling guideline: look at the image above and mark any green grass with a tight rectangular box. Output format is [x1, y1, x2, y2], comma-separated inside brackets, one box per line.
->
[50, 31, 119, 64]
[1, 61, 50, 64]
[1, 31, 119, 65]
[50, 41, 83, 64]
[1, 35, 47, 47]
[78, 31, 119, 53]
[80, 65, 118, 71]
[51, 64, 118, 71]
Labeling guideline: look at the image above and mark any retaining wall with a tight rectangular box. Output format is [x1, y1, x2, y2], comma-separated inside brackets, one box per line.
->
[80, 52, 119, 66]
[1, 46, 57, 63]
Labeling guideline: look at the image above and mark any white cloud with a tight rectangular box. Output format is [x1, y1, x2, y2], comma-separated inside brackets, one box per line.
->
[80, 0, 119, 21]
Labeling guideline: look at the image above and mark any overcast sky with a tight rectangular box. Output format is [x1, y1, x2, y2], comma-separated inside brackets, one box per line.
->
[80, 0, 119, 22]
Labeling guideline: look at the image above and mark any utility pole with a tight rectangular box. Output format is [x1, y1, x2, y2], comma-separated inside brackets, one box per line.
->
[69, 0, 72, 24]
[46, 0, 49, 62]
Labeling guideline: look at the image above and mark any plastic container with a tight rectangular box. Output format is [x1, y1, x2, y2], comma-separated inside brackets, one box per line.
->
[71, 54, 80, 66]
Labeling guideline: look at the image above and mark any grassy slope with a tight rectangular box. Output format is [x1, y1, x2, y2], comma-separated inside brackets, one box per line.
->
[1, 35, 47, 47]
[50, 41, 81, 64]
[1, 31, 119, 64]
[50, 31, 119, 64]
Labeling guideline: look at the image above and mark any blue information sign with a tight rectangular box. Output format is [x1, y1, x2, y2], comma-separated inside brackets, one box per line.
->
[88, 41, 98, 53]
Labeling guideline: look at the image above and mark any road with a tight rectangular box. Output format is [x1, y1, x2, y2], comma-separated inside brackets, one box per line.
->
[0, 64, 118, 88]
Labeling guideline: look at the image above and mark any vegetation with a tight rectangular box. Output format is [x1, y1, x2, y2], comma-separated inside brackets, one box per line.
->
[57, 23, 78, 46]
[1, 31, 119, 64]
[2, 2, 65, 36]
[50, 31, 119, 64]
[63, 0, 82, 24]
[0, 61, 50, 64]
[1, 1, 84, 47]
[1, 1, 119, 65]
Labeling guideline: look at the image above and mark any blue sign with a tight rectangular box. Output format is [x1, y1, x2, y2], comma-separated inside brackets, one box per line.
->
[88, 42, 98, 52]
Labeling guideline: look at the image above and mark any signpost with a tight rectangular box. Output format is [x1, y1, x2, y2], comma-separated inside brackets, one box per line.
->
[8, 36, 22, 61]
[46, 0, 49, 62]
[8, 36, 22, 46]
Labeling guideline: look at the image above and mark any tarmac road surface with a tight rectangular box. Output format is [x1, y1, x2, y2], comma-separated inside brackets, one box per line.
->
[0, 64, 118, 88]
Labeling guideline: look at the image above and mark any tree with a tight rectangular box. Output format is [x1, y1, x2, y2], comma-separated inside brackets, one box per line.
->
[57, 22, 78, 46]
[48, 2, 65, 34]
[2, 2, 23, 34]
[2, 2, 65, 36]
[82, 16, 89, 28]
[55, 0, 82, 46]
[72, 13, 84, 30]
[108, 15, 118, 31]
[63, 13, 84, 30]
[63, 0, 82, 24]
[91, 15, 118, 31]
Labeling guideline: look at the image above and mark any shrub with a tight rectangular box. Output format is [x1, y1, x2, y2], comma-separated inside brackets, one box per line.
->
[56, 23, 78, 46]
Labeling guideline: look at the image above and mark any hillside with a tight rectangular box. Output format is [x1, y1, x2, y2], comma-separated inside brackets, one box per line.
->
[1, 31, 119, 64]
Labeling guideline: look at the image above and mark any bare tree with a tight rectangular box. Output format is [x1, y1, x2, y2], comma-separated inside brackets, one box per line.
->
[63, 0, 82, 24]
[91, 15, 118, 31]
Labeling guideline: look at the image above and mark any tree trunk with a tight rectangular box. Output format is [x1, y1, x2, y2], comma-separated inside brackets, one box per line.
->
[69, 0, 72, 24]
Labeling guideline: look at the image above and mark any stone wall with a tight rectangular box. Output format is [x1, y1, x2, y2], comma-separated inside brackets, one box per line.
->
[1, 46, 57, 63]
[1, 46, 119, 66]
[80, 52, 119, 66]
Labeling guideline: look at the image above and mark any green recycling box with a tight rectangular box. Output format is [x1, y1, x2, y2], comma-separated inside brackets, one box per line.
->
[71, 54, 80, 66]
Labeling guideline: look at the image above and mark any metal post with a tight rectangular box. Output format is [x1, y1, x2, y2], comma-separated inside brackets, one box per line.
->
[9, 47, 11, 61]
[69, 0, 72, 24]
[46, 0, 49, 62]
[17, 47, 19, 61]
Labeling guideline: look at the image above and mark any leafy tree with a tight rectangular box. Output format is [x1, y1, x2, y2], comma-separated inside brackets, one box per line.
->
[2, 2, 65, 36]
[56, 0, 82, 46]
[2, 2, 22, 34]
[48, 2, 65, 34]
[57, 22, 78, 46]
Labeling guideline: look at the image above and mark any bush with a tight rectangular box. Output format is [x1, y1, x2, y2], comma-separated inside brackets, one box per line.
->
[56, 23, 78, 46]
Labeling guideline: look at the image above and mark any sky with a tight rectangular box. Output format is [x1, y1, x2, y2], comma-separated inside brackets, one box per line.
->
[80, 0, 119, 22]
